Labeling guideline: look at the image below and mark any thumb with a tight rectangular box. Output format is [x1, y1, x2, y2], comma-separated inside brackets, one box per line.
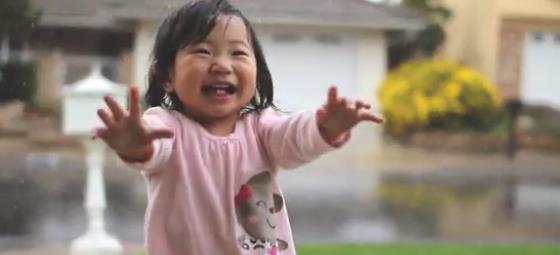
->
[358, 111, 384, 124]
[316, 107, 327, 123]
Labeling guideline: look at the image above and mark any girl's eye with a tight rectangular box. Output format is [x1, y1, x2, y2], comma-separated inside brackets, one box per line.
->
[232, 50, 248, 56]
[193, 48, 210, 55]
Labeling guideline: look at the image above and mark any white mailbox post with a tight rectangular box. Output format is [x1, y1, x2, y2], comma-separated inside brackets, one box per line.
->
[63, 65, 125, 255]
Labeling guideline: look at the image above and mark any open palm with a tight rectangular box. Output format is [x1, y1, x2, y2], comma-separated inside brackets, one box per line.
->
[317, 86, 383, 145]
[93, 86, 173, 159]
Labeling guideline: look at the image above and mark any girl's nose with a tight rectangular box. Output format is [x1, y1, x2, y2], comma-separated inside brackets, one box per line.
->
[210, 56, 233, 75]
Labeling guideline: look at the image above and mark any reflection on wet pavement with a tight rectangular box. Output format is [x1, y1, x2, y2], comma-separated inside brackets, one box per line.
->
[1, 146, 560, 252]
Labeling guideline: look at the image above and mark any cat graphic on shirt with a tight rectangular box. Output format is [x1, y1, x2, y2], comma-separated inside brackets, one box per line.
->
[234, 171, 288, 254]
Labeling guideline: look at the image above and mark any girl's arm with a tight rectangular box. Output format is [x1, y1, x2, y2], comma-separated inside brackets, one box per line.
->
[258, 86, 382, 170]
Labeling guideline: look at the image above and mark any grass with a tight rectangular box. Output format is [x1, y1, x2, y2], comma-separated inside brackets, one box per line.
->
[295, 243, 560, 255]
[127, 242, 560, 255]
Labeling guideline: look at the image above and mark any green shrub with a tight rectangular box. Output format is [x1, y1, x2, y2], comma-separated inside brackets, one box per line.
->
[0, 61, 37, 103]
[378, 59, 502, 137]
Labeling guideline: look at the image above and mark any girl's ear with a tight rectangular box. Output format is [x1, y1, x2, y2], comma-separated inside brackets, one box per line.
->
[164, 68, 175, 92]
[164, 81, 174, 92]
[150, 59, 174, 92]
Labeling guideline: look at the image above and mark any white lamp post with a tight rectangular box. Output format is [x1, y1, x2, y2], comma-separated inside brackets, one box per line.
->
[63, 64, 125, 255]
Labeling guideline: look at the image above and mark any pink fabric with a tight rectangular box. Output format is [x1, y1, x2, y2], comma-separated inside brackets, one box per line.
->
[126, 107, 338, 255]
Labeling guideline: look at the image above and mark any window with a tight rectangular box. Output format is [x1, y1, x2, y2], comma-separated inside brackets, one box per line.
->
[1, 36, 9, 63]
[532, 31, 545, 43]
[0, 35, 31, 63]
[62, 55, 119, 85]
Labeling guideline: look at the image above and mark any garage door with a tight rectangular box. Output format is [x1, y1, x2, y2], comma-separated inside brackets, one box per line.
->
[521, 31, 560, 109]
[258, 29, 358, 111]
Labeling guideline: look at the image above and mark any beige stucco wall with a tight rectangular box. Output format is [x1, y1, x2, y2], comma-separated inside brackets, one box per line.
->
[35, 49, 64, 109]
[440, 0, 560, 82]
[357, 32, 386, 107]
[133, 21, 158, 93]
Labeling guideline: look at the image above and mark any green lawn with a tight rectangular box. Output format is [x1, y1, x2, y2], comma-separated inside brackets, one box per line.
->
[295, 243, 560, 255]
[127, 243, 560, 255]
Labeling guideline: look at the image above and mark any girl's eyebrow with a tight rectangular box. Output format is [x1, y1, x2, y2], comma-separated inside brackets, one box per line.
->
[187, 41, 209, 47]
[229, 39, 250, 47]
[195, 39, 248, 47]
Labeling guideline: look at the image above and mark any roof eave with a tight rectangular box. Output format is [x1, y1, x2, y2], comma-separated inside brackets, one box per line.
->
[39, 14, 118, 29]
[251, 17, 425, 31]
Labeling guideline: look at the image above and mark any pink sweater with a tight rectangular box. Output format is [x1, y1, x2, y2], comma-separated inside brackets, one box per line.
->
[126, 107, 337, 255]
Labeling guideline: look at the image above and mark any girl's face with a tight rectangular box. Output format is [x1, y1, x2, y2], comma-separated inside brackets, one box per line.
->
[166, 15, 257, 127]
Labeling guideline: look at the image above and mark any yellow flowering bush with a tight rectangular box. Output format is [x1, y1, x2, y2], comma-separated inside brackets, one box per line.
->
[378, 59, 501, 137]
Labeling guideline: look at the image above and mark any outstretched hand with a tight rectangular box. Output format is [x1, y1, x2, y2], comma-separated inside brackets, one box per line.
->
[317, 86, 383, 146]
[93, 86, 174, 162]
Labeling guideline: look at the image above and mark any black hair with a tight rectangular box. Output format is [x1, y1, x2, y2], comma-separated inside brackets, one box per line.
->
[145, 0, 275, 113]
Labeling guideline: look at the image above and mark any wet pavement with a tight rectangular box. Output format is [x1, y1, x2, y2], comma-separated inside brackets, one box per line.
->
[1, 136, 560, 254]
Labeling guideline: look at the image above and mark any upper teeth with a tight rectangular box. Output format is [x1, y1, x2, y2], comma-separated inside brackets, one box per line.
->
[202, 83, 236, 94]
[210, 84, 231, 88]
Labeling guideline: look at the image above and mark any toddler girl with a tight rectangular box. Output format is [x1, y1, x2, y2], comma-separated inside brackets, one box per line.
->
[94, 0, 382, 254]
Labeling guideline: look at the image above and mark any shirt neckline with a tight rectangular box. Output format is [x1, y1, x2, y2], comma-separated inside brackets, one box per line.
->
[175, 111, 244, 141]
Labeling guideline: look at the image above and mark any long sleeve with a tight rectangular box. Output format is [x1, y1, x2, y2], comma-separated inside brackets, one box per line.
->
[256, 108, 338, 170]
[123, 107, 176, 175]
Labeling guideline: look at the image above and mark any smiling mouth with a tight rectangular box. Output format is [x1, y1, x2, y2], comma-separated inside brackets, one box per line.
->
[201, 83, 237, 95]
[266, 218, 276, 229]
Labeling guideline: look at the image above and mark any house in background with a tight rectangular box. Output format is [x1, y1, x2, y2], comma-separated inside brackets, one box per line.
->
[24, 0, 422, 155]
[31, 0, 422, 111]
[439, 0, 560, 109]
